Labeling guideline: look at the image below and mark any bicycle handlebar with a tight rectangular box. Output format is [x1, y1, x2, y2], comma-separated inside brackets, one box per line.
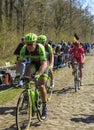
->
[20, 74, 38, 89]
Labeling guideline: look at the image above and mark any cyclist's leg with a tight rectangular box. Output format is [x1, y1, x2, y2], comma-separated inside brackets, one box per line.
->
[38, 77, 47, 102]
[38, 73, 48, 120]
[71, 58, 77, 75]
[15, 61, 22, 76]
[70, 62, 75, 75]
[38, 69, 48, 102]
[70, 57, 76, 69]
[15, 61, 22, 84]
[49, 67, 54, 88]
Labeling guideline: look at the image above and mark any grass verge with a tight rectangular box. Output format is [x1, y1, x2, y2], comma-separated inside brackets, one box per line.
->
[0, 87, 23, 105]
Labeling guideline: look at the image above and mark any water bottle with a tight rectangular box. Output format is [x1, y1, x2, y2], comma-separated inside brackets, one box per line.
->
[20, 62, 26, 78]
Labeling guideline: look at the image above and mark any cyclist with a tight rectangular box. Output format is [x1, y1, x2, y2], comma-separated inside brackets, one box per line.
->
[69, 41, 85, 86]
[15, 33, 48, 120]
[37, 35, 54, 88]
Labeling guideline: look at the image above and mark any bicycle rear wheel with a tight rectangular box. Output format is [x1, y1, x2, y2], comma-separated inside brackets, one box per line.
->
[46, 77, 53, 101]
[16, 90, 32, 130]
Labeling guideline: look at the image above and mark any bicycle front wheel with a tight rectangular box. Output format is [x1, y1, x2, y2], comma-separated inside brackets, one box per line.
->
[16, 90, 32, 130]
[36, 92, 43, 121]
[74, 80, 78, 92]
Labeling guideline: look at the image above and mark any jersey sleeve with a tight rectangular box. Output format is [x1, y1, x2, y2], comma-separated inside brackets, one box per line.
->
[39, 44, 47, 61]
[47, 44, 53, 54]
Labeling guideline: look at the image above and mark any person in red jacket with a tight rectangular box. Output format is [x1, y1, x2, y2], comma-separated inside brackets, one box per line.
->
[69, 41, 85, 86]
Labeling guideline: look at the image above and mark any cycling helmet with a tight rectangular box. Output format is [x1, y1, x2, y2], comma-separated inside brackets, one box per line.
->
[25, 33, 37, 43]
[37, 35, 47, 43]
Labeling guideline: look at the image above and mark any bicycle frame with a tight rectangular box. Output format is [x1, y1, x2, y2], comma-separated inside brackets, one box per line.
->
[23, 77, 39, 112]
[28, 82, 39, 111]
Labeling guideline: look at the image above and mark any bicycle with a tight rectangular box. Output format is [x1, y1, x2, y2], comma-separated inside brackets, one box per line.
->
[16, 75, 43, 130]
[68, 60, 80, 92]
[73, 61, 80, 92]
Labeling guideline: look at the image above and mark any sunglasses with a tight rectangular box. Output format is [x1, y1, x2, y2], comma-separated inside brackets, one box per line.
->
[27, 43, 32, 46]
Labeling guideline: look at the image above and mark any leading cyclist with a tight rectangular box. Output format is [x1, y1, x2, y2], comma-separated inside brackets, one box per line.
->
[69, 41, 85, 86]
[15, 33, 48, 120]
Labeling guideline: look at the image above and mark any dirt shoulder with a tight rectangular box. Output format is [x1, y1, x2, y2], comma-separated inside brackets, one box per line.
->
[0, 53, 94, 130]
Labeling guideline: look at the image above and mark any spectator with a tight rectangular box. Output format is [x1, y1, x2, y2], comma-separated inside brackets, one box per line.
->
[52, 43, 57, 54]
[48, 40, 53, 45]
[63, 42, 70, 64]
[14, 37, 25, 60]
[54, 45, 64, 68]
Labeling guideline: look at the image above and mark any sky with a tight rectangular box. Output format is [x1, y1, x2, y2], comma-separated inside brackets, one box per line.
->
[80, 0, 94, 15]
[56, 0, 94, 15]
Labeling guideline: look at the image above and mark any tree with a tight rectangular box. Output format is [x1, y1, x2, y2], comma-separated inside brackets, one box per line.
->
[0, 0, 3, 31]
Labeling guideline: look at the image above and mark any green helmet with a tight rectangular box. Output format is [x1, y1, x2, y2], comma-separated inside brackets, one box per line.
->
[37, 35, 47, 43]
[25, 33, 37, 43]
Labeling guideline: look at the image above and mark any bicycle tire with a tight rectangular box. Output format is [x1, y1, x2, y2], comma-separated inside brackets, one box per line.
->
[74, 80, 78, 92]
[46, 77, 53, 101]
[74, 69, 78, 92]
[76, 69, 80, 90]
[36, 92, 43, 121]
[74, 69, 80, 92]
[16, 90, 32, 130]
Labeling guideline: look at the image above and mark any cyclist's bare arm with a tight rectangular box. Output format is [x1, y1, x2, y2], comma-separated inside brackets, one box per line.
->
[49, 53, 54, 68]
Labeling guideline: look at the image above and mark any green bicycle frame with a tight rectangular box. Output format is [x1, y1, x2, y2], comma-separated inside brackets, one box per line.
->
[27, 81, 39, 111]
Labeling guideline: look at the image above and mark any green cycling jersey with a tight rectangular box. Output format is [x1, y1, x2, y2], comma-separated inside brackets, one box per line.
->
[45, 44, 53, 54]
[18, 43, 47, 63]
